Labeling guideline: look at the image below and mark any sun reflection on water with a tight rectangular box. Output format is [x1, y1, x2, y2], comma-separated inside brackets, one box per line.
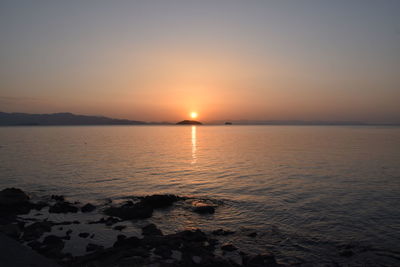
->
[191, 126, 197, 164]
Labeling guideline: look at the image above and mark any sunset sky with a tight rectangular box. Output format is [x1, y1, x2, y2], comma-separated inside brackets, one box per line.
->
[1, 0, 399, 123]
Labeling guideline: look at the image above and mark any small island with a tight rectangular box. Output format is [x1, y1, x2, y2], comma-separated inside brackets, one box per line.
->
[176, 120, 203, 125]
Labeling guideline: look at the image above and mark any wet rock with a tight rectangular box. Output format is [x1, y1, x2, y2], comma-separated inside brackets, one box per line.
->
[22, 221, 53, 241]
[31, 201, 48, 211]
[60, 229, 72, 240]
[0, 223, 22, 239]
[89, 217, 121, 226]
[104, 201, 153, 220]
[154, 245, 172, 258]
[212, 229, 235, 236]
[81, 203, 96, 213]
[27, 240, 42, 250]
[61, 235, 71, 240]
[39, 235, 66, 259]
[221, 243, 237, 252]
[51, 195, 65, 202]
[245, 252, 277, 267]
[139, 194, 182, 209]
[54, 220, 80, 226]
[79, 232, 90, 238]
[193, 205, 215, 214]
[43, 235, 64, 247]
[49, 201, 78, 213]
[339, 249, 354, 257]
[173, 229, 208, 242]
[247, 232, 257, 238]
[113, 235, 142, 248]
[192, 255, 202, 264]
[171, 250, 183, 261]
[0, 188, 29, 205]
[0, 188, 31, 215]
[113, 225, 126, 231]
[192, 200, 216, 214]
[142, 223, 163, 236]
[86, 243, 104, 252]
[224, 250, 243, 265]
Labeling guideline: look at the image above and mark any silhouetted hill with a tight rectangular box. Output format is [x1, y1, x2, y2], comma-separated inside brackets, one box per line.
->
[176, 120, 202, 125]
[0, 112, 146, 126]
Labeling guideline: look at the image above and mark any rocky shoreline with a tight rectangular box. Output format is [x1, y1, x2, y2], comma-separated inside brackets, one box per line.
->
[0, 187, 283, 267]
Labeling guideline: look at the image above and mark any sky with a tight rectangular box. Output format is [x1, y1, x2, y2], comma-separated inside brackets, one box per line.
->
[0, 0, 399, 123]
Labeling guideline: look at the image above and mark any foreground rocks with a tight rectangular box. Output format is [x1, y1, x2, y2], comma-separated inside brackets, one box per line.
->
[0, 188, 42, 218]
[66, 227, 281, 267]
[192, 200, 217, 214]
[0, 188, 283, 267]
[103, 194, 183, 220]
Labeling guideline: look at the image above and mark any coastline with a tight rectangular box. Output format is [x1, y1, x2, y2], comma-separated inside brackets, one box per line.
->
[0, 187, 282, 267]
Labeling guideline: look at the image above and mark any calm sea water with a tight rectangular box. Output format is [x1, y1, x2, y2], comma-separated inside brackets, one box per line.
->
[0, 125, 399, 265]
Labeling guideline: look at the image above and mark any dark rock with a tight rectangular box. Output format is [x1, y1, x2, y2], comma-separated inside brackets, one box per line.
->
[86, 243, 104, 252]
[339, 249, 354, 257]
[104, 202, 153, 220]
[27, 240, 42, 251]
[192, 200, 216, 214]
[0, 223, 22, 239]
[113, 225, 126, 231]
[43, 235, 64, 247]
[31, 201, 48, 211]
[154, 245, 172, 258]
[49, 201, 78, 213]
[117, 234, 126, 240]
[193, 205, 215, 214]
[0, 215, 17, 225]
[113, 236, 142, 248]
[79, 232, 90, 238]
[172, 229, 208, 243]
[51, 195, 64, 202]
[142, 223, 163, 236]
[61, 235, 71, 240]
[212, 229, 235, 236]
[54, 220, 80, 226]
[89, 217, 121, 226]
[245, 253, 277, 267]
[66, 229, 72, 236]
[221, 244, 237, 252]
[40, 235, 66, 259]
[0, 188, 30, 205]
[0, 188, 31, 215]
[22, 221, 53, 241]
[247, 232, 257, 238]
[139, 194, 181, 209]
[90, 234, 95, 238]
[81, 203, 96, 213]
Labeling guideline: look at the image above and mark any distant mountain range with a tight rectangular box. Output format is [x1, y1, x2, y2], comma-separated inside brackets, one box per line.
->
[0, 112, 397, 126]
[0, 112, 146, 126]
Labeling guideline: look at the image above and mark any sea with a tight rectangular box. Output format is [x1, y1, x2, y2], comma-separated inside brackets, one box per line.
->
[0, 125, 399, 266]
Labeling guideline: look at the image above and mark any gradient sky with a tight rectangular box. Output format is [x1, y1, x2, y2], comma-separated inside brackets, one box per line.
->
[1, 0, 399, 123]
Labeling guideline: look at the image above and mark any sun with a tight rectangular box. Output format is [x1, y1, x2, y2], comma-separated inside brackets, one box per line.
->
[190, 112, 198, 119]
